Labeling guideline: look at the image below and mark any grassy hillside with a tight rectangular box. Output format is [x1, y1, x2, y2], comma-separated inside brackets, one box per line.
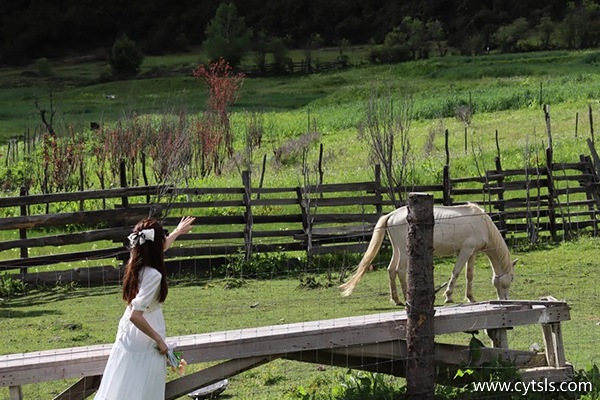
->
[2, 49, 600, 194]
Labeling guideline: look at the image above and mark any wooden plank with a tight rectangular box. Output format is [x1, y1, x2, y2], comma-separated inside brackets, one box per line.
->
[322, 341, 540, 369]
[305, 182, 380, 193]
[254, 187, 298, 194]
[9, 386, 22, 400]
[0, 186, 163, 208]
[167, 200, 244, 208]
[165, 356, 277, 400]
[519, 366, 574, 382]
[176, 187, 245, 195]
[0, 247, 127, 269]
[310, 243, 369, 254]
[252, 198, 300, 206]
[1, 344, 112, 386]
[0, 207, 153, 231]
[156, 302, 572, 366]
[487, 328, 508, 348]
[164, 242, 307, 258]
[542, 322, 567, 367]
[304, 196, 383, 207]
[312, 213, 381, 224]
[0, 227, 131, 251]
[178, 229, 304, 242]
[17, 265, 123, 286]
[294, 224, 374, 240]
[552, 162, 589, 171]
[542, 324, 557, 367]
[53, 375, 101, 400]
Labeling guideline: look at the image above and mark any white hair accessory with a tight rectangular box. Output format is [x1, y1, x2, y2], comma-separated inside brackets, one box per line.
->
[127, 228, 155, 247]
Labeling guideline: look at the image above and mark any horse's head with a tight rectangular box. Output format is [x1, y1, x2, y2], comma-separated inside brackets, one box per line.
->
[493, 258, 518, 300]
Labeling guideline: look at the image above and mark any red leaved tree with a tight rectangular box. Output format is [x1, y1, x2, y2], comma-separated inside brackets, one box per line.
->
[193, 58, 244, 176]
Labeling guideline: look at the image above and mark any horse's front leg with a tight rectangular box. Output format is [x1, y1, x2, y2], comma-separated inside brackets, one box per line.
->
[444, 249, 473, 303]
[387, 246, 402, 306]
[465, 255, 476, 303]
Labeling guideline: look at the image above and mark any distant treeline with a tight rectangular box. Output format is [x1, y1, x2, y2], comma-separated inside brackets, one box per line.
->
[0, 0, 595, 66]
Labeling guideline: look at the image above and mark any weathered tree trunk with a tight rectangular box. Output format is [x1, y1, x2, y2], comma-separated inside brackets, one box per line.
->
[406, 192, 435, 399]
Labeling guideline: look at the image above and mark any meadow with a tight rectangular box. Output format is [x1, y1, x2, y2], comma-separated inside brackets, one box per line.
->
[2, 49, 600, 398]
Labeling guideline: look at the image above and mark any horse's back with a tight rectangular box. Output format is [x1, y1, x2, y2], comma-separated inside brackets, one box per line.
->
[386, 204, 490, 255]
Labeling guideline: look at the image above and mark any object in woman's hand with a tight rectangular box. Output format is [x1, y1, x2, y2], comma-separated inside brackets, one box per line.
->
[166, 343, 187, 376]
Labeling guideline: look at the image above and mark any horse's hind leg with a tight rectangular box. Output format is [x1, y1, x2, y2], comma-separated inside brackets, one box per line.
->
[387, 244, 402, 306]
[398, 257, 408, 304]
[465, 255, 476, 303]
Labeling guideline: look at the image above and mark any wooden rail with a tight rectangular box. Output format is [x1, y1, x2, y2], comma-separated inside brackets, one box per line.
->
[0, 299, 573, 400]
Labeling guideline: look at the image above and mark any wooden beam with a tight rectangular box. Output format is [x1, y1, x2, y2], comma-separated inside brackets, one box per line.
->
[9, 385, 22, 400]
[165, 355, 278, 400]
[519, 365, 574, 383]
[542, 322, 566, 367]
[0, 207, 153, 231]
[487, 328, 509, 348]
[53, 375, 101, 400]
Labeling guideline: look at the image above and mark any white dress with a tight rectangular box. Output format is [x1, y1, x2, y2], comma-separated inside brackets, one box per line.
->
[95, 267, 167, 400]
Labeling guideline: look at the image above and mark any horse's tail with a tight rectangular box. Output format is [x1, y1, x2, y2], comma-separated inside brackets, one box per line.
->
[339, 212, 392, 297]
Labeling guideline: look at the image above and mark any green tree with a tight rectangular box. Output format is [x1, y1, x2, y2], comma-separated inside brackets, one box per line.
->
[427, 19, 446, 57]
[302, 33, 324, 73]
[109, 35, 144, 78]
[536, 16, 555, 50]
[203, 3, 253, 69]
[402, 16, 428, 59]
[252, 30, 270, 74]
[379, 27, 411, 63]
[559, 0, 600, 49]
[493, 18, 530, 53]
[270, 35, 292, 73]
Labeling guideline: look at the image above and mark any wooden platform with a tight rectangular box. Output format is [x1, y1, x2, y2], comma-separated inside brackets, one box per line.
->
[0, 298, 572, 400]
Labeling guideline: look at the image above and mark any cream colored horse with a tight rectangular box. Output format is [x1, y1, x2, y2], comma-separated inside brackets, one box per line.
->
[340, 203, 517, 305]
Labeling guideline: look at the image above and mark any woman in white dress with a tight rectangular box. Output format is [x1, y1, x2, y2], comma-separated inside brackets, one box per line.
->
[95, 216, 195, 400]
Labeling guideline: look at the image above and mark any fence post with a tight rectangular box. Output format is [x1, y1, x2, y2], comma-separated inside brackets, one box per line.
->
[406, 192, 435, 400]
[374, 164, 382, 214]
[443, 129, 452, 205]
[495, 151, 506, 237]
[582, 155, 599, 236]
[119, 159, 128, 208]
[589, 104, 595, 144]
[19, 186, 28, 277]
[544, 105, 558, 241]
[296, 187, 312, 265]
[242, 170, 253, 262]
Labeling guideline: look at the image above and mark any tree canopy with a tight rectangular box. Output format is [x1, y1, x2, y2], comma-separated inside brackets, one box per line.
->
[0, 0, 595, 66]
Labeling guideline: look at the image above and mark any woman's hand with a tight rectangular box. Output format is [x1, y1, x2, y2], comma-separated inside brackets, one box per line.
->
[164, 216, 195, 251]
[156, 339, 168, 355]
[173, 216, 195, 236]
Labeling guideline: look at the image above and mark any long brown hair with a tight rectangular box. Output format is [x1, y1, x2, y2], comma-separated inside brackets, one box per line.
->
[122, 218, 168, 304]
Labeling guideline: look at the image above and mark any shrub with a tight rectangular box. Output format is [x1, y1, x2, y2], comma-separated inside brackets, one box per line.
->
[0, 274, 27, 298]
[109, 35, 144, 78]
[35, 57, 54, 77]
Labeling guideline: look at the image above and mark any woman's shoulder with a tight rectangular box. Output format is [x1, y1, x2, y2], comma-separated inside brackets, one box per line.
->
[140, 266, 161, 279]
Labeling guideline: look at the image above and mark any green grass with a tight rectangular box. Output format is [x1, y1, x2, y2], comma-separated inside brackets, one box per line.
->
[2, 236, 600, 398]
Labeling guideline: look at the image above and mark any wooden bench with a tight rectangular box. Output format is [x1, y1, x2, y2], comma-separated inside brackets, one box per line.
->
[1, 298, 572, 400]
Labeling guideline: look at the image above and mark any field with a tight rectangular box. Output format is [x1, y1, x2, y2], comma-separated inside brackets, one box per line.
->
[2, 49, 600, 399]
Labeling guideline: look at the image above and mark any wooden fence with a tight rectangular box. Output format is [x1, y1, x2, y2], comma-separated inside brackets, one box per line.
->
[2, 137, 600, 283]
